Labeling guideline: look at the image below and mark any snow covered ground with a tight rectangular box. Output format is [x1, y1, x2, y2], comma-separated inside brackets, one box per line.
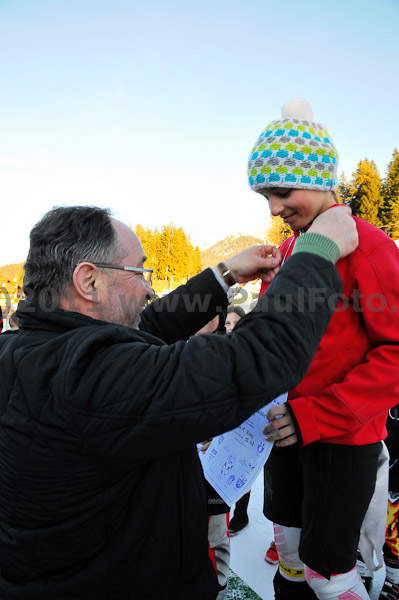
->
[229, 471, 385, 600]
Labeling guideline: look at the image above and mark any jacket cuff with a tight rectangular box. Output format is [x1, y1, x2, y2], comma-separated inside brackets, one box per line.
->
[211, 267, 229, 292]
[287, 396, 321, 446]
[186, 268, 229, 304]
[285, 402, 304, 447]
[292, 233, 340, 264]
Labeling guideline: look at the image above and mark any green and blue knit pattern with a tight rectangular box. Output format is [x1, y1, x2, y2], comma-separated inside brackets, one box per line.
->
[248, 118, 339, 192]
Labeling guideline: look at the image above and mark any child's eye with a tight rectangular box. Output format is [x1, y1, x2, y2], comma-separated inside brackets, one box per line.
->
[276, 189, 291, 198]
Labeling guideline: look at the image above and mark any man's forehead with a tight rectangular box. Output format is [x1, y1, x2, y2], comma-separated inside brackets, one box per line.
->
[111, 219, 145, 259]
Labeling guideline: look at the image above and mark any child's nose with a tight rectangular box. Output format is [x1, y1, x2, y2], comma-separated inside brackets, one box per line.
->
[269, 197, 284, 217]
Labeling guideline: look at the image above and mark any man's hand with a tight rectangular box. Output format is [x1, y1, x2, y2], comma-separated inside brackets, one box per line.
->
[223, 245, 282, 284]
[263, 403, 298, 447]
[308, 205, 359, 259]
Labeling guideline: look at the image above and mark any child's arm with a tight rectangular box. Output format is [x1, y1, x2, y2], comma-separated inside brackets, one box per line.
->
[288, 239, 399, 446]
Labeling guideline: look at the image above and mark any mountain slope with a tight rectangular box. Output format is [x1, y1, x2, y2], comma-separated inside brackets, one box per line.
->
[200, 235, 265, 269]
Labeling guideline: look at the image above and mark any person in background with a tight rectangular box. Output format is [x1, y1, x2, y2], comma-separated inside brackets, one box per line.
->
[0, 306, 3, 332]
[224, 305, 245, 334]
[247, 98, 399, 600]
[228, 490, 251, 536]
[196, 313, 226, 336]
[9, 312, 19, 330]
[197, 313, 229, 599]
[357, 404, 399, 599]
[378, 405, 399, 600]
[226, 302, 279, 565]
[199, 305, 245, 598]
[227, 302, 278, 568]
[225, 306, 251, 538]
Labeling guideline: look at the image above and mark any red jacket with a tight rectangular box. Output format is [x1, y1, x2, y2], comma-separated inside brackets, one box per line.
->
[260, 215, 399, 446]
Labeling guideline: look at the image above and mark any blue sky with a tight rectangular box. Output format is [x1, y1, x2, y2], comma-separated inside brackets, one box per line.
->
[0, 0, 398, 265]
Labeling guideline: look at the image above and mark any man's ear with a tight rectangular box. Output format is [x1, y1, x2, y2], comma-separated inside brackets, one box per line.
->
[72, 263, 102, 304]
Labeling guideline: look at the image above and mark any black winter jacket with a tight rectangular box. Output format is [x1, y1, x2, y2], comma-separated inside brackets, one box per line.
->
[0, 259, 341, 599]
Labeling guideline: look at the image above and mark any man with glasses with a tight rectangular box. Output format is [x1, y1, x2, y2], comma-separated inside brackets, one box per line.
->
[0, 205, 357, 600]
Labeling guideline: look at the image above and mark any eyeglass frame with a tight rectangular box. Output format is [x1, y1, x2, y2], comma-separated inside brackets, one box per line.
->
[92, 263, 153, 283]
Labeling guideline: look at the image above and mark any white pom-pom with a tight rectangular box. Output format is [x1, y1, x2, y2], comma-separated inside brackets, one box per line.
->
[281, 98, 314, 121]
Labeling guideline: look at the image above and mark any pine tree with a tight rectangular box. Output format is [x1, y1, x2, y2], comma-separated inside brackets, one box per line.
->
[337, 173, 352, 206]
[266, 216, 292, 246]
[154, 225, 173, 281]
[190, 246, 202, 279]
[381, 149, 399, 239]
[134, 223, 202, 282]
[134, 224, 160, 278]
[349, 159, 382, 227]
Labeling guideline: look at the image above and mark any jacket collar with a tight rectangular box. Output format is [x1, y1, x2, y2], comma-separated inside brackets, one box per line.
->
[290, 203, 341, 239]
[16, 301, 109, 334]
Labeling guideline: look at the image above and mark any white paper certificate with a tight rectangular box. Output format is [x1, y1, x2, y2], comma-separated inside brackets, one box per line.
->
[199, 393, 287, 506]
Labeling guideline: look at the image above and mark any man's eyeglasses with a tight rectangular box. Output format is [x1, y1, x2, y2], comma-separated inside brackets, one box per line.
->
[92, 263, 153, 283]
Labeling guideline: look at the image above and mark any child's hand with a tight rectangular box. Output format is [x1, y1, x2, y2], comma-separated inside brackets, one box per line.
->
[263, 403, 298, 446]
[199, 439, 213, 453]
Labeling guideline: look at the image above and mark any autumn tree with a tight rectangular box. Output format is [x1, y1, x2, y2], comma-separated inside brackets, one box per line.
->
[190, 245, 202, 279]
[346, 159, 383, 227]
[266, 216, 292, 246]
[134, 223, 202, 282]
[380, 149, 399, 239]
[337, 173, 352, 206]
[155, 225, 173, 280]
[134, 224, 160, 275]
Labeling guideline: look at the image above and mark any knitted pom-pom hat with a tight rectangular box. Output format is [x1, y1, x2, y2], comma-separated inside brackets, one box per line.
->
[248, 98, 339, 192]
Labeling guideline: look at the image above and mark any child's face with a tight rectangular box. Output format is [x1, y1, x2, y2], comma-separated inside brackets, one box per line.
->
[259, 188, 335, 231]
[225, 312, 242, 334]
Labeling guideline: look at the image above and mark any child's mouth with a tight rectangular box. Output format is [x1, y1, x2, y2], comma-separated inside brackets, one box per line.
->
[283, 213, 295, 224]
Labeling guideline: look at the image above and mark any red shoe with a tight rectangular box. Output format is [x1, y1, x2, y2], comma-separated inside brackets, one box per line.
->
[265, 541, 279, 565]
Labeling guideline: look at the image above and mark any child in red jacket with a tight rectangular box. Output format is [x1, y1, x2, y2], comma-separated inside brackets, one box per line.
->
[247, 98, 399, 600]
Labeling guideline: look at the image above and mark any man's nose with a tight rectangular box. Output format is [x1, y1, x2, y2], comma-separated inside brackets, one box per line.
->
[146, 284, 156, 301]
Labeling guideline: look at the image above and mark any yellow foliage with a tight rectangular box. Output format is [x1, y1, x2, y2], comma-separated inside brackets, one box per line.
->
[134, 223, 202, 282]
[266, 217, 292, 246]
